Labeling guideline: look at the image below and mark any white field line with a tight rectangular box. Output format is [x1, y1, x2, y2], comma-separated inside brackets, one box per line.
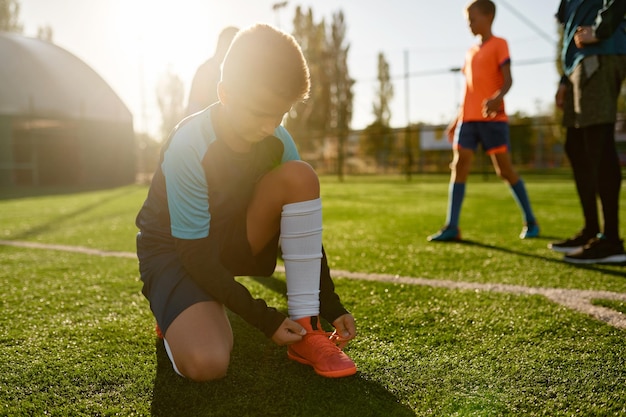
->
[2, 239, 626, 330]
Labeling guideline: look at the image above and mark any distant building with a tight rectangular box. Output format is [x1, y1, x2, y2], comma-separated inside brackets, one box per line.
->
[0, 32, 135, 187]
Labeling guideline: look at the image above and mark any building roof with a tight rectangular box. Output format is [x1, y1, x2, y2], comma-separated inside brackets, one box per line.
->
[0, 32, 132, 123]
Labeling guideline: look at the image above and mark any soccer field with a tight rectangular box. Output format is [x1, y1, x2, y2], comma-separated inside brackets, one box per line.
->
[1, 175, 625, 416]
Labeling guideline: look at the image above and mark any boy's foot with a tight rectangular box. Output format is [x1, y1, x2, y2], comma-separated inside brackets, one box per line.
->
[563, 234, 626, 264]
[548, 231, 595, 254]
[520, 223, 540, 239]
[288, 316, 357, 378]
[427, 226, 461, 242]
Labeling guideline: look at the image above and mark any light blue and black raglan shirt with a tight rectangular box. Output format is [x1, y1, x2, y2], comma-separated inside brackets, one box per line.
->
[557, 0, 626, 77]
[136, 105, 348, 338]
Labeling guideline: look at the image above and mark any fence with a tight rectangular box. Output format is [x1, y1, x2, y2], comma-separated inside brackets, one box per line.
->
[303, 119, 626, 177]
[133, 118, 626, 182]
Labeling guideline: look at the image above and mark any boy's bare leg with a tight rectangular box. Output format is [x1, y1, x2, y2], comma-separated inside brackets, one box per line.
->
[249, 160, 357, 377]
[164, 301, 233, 382]
[490, 151, 519, 184]
[249, 160, 325, 344]
[451, 148, 474, 183]
[246, 160, 320, 253]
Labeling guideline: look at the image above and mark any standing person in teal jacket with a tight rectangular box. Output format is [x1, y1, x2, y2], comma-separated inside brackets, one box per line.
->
[550, 0, 626, 264]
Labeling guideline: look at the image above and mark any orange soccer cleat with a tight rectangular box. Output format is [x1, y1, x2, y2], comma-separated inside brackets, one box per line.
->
[155, 323, 164, 339]
[287, 316, 357, 378]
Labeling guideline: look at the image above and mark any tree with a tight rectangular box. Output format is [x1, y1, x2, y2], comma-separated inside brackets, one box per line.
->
[327, 11, 354, 181]
[363, 52, 394, 171]
[373, 52, 393, 126]
[286, 6, 331, 154]
[156, 69, 185, 141]
[284, 7, 354, 178]
[361, 121, 394, 172]
[0, 0, 23, 32]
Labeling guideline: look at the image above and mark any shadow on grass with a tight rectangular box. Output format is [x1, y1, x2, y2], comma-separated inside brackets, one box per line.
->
[461, 239, 626, 279]
[4, 186, 137, 241]
[149, 314, 414, 417]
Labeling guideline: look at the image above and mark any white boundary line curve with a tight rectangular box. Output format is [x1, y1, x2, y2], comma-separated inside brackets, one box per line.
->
[2, 239, 625, 330]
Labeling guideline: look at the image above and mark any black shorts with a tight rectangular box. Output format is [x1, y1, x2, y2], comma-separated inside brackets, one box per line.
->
[137, 211, 279, 335]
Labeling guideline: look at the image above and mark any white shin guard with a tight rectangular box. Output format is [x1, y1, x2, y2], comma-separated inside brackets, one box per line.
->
[280, 198, 323, 320]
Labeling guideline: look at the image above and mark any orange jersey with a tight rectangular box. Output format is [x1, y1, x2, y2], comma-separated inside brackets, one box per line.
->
[461, 36, 510, 122]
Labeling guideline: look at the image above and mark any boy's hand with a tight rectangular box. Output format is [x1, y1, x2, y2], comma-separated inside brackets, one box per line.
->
[332, 313, 357, 348]
[482, 97, 502, 118]
[271, 317, 306, 346]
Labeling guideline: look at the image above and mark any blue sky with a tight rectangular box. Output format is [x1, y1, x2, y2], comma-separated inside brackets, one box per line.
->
[18, 0, 561, 137]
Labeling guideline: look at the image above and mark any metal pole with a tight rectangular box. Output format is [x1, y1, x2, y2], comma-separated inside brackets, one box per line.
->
[404, 50, 413, 180]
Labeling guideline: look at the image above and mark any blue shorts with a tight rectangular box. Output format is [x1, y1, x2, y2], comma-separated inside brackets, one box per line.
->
[454, 121, 510, 155]
[136, 210, 279, 335]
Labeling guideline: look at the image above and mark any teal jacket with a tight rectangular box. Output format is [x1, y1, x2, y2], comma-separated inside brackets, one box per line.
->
[557, 0, 626, 75]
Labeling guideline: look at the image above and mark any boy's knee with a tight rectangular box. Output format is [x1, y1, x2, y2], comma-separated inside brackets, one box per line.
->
[498, 168, 517, 183]
[280, 160, 319, 193]
[282, 160, 317, 179]
[451, 160, 470, 180]
[177, 349, 231, 382]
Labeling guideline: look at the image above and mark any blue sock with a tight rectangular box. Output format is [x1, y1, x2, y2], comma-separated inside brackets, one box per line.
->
[510, 179, 536, 224]
[445, 182, 465, 228]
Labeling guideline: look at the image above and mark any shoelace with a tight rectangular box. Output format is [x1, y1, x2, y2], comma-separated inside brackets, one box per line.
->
[305, 330, 345, 357]
[327, 330, 350, 350]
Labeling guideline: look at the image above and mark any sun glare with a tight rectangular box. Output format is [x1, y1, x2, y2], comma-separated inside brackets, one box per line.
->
[101, 0, 277, 135]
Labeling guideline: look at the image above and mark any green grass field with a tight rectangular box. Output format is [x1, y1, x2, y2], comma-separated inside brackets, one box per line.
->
[1, 174, 625, 416]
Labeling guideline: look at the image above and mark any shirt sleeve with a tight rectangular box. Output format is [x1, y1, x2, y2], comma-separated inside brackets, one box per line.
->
[319, 248, 350, 323]
[497, 38, 511, 67]
[274, 125, 301, 162]
[161, 128, 212, 240]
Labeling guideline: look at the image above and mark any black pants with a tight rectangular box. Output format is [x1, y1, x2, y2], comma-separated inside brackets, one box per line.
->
[564, 123, 622, 242]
